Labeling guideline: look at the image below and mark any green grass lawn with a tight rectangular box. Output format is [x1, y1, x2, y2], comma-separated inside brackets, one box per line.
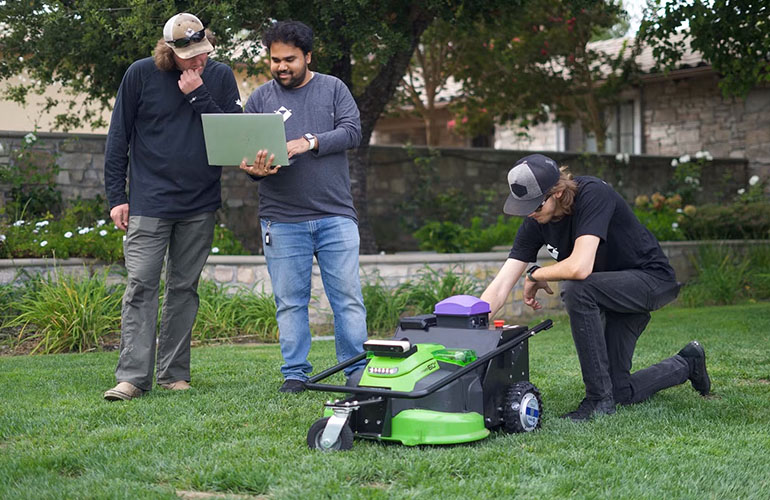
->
[1, 303, 769, 499]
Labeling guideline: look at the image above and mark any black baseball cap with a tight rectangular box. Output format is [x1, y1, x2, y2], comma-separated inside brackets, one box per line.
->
[503, 154, 560, 216]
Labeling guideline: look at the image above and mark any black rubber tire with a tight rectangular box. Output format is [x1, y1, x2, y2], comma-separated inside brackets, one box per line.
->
[307, 416, 354, 451]
[501, 381, 543, 433]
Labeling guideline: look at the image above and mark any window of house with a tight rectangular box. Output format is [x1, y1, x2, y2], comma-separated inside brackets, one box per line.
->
[566, 97, 641, 154]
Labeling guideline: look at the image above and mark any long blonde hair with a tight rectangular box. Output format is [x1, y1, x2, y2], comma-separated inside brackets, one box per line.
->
[153, 29, 216, 71]
[550, 166, 578, 216]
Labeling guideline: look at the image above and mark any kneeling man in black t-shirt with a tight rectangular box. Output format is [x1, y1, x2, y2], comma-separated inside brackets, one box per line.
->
[481, 154, 712, 421]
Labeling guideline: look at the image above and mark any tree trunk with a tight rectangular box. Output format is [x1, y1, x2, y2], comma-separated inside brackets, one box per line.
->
[345, 7, 433, 254]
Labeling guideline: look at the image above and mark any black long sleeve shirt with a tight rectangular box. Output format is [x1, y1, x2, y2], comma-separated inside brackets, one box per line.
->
[104, 57, 242, 218]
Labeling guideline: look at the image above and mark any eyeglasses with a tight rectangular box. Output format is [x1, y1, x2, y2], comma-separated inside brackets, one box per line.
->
[169, 29, 206, 48]
[533, 194, 551, 213]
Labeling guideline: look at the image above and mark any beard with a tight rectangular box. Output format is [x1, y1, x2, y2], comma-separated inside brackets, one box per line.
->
[272, 65, 308, 89]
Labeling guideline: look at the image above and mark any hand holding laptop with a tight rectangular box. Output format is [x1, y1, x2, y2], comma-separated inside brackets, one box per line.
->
[240, 149, 281, 177]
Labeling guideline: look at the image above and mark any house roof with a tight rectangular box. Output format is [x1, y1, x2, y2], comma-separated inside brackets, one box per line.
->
[588, 34, 709, 75]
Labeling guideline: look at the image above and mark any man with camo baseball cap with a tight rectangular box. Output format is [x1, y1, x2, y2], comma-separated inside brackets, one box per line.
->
[103, 12, 242, 402]
[163, 13, 214, 59]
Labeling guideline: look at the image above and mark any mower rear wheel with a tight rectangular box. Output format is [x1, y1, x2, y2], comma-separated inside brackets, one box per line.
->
[502, 382, 543, 433]
[307, 417, 354, 451]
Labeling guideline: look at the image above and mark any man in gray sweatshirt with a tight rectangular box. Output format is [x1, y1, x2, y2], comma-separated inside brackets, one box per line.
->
[240, 20, 366, 393]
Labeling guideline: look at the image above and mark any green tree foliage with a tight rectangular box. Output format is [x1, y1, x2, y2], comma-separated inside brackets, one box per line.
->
[640, 0, 770, 98]
[445, 0, 638, 150]
[0, 0, 513, 252]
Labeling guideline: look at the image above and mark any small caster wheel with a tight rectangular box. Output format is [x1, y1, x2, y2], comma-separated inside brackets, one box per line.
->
[307, 416, 354, 451]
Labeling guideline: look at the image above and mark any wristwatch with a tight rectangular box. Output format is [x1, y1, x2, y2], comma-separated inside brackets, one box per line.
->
[303, 133, 316, 151]
[526, 265, 541, 283]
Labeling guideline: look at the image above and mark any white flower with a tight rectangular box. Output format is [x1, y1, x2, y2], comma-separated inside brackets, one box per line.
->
[211, 247, 220, 254]
[114, 225, 119, 230]
[96, 219, 106, 227]
[18, 56, 24, 62]
[670, 159, 678, 167]
[219, 224, 225, 228]
[0, 235, 6, 243]
[615, 153, 624, 162]
[64, 232, 73, 238]
[693, 178, 700, 185]
[13, 220, 25, 227]
[32, 229, 39, 234]
[695, 151, 704, 159]
[738, 188, 746, 195]
[749, 175, 760, 186]
[78, 227, 91, 235]
[24, 132, 36, 144]
[623, 153, 630, 164]
[40, 240, 48, 247]
[676, 208, 683, 213]
[35, 220, 49, 227]
[705, 152, 713, 161]
[99, 230, 107, 236]
[679, 154, 691, 164]
[671, 222, 679, 229]
[685, 176, 693, 184]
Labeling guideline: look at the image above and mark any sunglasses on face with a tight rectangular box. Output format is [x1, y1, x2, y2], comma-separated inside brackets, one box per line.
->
[169, 28, 206, 48]
[533, 194, 551, 213]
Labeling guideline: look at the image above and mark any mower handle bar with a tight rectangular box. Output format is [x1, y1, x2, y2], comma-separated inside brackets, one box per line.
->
[304, 319, 553, 398]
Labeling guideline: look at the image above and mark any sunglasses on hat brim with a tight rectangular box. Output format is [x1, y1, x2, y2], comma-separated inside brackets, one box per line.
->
[168, 28, 206, 48]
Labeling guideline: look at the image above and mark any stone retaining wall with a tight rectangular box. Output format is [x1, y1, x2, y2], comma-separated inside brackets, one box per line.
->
[0, 131, 751, 253]
[3, 241, 766, 325]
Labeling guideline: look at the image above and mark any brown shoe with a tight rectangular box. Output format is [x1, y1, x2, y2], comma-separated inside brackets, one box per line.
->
[159, 380, 191, 390]
[104, 381, 144, 401]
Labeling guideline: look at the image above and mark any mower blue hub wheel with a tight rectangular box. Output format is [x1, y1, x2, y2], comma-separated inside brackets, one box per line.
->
[502, 381, 543, 433]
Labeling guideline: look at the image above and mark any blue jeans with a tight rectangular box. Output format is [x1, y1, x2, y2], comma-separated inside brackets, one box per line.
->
[261, 216, 367, 381]
[560, 270, 688, 404]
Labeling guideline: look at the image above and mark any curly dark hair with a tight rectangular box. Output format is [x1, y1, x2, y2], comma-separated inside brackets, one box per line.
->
[262, 20, 313, 54]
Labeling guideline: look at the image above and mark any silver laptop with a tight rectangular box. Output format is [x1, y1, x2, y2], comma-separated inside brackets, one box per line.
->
[201, 113, 290, 166]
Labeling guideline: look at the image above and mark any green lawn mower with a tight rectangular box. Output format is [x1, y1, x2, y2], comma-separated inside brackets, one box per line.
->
[304, 295, 553, 451]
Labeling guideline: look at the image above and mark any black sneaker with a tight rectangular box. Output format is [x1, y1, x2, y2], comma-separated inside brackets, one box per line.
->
[561, 397, 616, 422]
[279, 379, 306, 393]
[678, 341, 711, 396]
[345, 367, 364, 388]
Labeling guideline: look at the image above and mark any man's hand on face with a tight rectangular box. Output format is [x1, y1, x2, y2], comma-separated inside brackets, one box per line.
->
[523, 279, 553, 311]
[178, 69, 204, 94]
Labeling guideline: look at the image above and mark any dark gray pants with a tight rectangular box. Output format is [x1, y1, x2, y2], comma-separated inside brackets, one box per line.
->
[115, 212, 215, 391]
[560, 270, 689, 404]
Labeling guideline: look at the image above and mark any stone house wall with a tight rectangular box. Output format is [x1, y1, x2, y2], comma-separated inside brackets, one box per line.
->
[642, 75, 770, 181]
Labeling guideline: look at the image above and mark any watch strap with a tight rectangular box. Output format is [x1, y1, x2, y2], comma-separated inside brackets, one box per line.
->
[526, 265, 541, 283]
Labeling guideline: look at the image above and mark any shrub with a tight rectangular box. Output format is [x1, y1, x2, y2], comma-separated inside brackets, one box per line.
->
[678, 203, 770, 240]
[0, 132, 62, 219]
[679, 244, 770, 307]
[362, 266, 484, 335]
[0, 205, 249, 261]
[396, 265, 483, 316]
[194, 281, 278, 342]
[5, 269, 123, 354]
[361, 273, 410, 337]
[633, 206, 688, 241]
[414, 215, 522, 253]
